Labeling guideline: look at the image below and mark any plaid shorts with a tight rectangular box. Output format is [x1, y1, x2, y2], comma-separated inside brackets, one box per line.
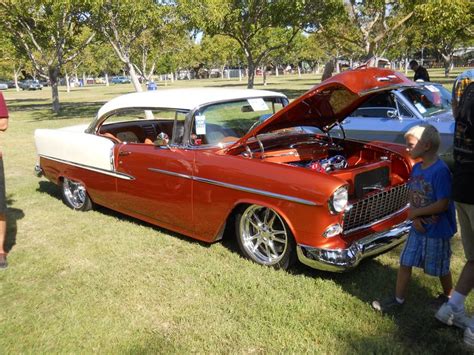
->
[400, 229, 452, 276]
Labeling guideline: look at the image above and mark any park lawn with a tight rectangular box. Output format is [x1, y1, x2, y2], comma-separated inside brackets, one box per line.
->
[0, 69, 471, 354]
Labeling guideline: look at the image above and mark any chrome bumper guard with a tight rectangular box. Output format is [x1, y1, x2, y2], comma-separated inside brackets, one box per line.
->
[34, 164, 44, 178]
[297, 220, 411, 272]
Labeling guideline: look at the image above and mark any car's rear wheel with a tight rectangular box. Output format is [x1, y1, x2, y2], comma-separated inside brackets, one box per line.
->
[61, 177, 93, 211]
[235, 205, 296, 270]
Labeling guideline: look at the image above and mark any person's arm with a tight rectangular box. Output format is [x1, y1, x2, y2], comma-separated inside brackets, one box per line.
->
[0, 118, 7, 132]
[408, 198, 449, 220]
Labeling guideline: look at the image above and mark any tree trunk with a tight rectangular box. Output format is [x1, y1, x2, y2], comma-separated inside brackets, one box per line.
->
[66, 72, 71, 93]
[441, 53, 452, 78]
[321, 60, 335, 82]
[105, 73, 109, 86]
[49, 66, 60, 114]
[128, 63, 142, 92]
[275, 66, 279, 77]
[247, 61, 256, 89]
[13, 68, 20, 92]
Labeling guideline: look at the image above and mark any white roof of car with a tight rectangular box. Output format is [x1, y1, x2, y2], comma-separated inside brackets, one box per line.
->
[97, 88, 287, 119]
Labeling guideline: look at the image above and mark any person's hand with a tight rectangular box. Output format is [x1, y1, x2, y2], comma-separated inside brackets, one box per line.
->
[412, 218, 426, 233]
[407, 208, 418, 220]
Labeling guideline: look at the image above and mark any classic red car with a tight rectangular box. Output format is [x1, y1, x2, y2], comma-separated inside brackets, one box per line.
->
[34, 67, 415, 271]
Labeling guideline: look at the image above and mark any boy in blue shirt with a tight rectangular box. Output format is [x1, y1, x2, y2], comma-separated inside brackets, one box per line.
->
[373, 124, 457, 311]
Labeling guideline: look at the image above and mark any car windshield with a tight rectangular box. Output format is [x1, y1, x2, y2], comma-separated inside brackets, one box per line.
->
[401, 85, 451, 117]
[191, 97, 287, 146]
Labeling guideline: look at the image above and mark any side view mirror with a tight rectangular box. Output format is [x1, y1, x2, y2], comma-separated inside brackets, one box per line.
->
[154, 132, 170, 148]
[387, 109, 398, 119]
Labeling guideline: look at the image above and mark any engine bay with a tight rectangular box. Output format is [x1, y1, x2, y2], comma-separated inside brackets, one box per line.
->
[240, 133, 410, 199]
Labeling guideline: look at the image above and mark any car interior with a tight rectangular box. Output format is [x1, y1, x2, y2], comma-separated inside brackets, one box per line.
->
[98, 108, 186, 145]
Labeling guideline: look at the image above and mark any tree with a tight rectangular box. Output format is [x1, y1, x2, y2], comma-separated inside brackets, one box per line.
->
[200, 35, 240, 79]
[179, 0, 322, 88]
[0, 35, 31, 90]
[90, 0, 179, 92]
[314, 0, 416, 60]
[415, 0, 473, 76]
[0, 0, 95, 113]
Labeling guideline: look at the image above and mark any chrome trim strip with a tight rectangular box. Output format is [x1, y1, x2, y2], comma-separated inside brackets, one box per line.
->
[194, 176, 319, 206]
[343, 204, 409, 235]
[297, 220, 411, 272]
[148, 167, 193, 180]
[39, 155, 135, 180]
[148, 167, 319, 206]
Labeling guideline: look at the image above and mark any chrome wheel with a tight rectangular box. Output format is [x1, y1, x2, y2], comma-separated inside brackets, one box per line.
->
[62, 178, 92, 211]
[238, 205, 290, 266]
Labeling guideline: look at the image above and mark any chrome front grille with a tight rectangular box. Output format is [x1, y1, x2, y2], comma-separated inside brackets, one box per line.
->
[343, 183, 409, 234]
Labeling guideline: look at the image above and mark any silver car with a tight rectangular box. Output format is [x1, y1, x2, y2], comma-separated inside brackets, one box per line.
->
[336, 82, 454, 165]
[19, 80, 43, 90]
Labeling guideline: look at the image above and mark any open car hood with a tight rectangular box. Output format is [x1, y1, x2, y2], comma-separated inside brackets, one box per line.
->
[229, 67, 414, 149]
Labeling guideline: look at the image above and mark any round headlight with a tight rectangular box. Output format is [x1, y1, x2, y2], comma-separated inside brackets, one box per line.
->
[329, 186, 348, 214]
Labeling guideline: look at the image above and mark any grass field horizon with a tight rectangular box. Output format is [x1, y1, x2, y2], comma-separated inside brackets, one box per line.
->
[1, 67, 472, 353]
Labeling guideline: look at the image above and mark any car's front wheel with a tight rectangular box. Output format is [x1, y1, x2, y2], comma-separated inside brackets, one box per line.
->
[235, 205, 296, 270]
[61, 177, 93, 211]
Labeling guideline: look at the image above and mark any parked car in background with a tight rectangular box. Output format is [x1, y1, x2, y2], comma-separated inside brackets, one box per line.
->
[111, 76, 131, 84]
[0, 82, 8, 90]
[34, 67, 416, 272]
[334, 82, 454, 166]
[19, 80, 43, 90]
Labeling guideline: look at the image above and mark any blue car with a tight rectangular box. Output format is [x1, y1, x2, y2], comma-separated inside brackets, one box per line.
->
[111, 76, 131, 84]
[335, 82, 454, 165]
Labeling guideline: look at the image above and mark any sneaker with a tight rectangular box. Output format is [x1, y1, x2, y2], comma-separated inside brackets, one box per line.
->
[465, 327, 474, 348]
[430, 294, 450, 309]
[0, 253, 7, 269]
[435, 302, 471, 329]
[372, 297, 404, 312]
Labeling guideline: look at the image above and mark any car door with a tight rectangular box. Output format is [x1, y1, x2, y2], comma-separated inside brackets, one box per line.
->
[113, 114, 195, 236]
[339, 91, 419, 145]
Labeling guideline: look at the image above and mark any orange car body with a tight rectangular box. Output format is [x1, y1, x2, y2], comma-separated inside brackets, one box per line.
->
[35, 67, 417, 271]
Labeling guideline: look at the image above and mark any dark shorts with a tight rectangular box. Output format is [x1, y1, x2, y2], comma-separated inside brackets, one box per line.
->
[400, 230, 452, 276]
[456, 202, 474, 261]
[0, 158, 6, 214]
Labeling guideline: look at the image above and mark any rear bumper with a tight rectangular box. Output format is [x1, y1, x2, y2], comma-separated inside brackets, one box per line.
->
[297, 220, 411, 272]
[34, 164, 43, 177]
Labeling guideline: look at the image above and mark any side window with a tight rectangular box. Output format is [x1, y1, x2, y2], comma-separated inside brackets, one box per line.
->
[98, 108, 182, 144]
[170, 111, 187, 145]
[397, 100, 414, 118]
[351, 92, 396, 118]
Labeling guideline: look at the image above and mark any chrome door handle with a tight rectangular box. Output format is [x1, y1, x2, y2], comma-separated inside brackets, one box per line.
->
[119, 151, 131, 157]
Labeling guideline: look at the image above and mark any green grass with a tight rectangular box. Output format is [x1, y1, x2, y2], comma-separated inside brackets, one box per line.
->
[0, 68, 472, 354]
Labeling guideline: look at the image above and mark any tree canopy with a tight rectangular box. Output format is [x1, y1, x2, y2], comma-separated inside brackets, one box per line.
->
[0, 0, 95, 113]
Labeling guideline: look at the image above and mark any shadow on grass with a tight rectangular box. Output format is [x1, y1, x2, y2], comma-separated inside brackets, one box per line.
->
[36, 180, 211, 249]
[291, 256, 469, 353]
[4, 194, 25, 253]
[8, 99, 103, 121]
[204, 82, 308, 100]
[35, 180, 469, 352]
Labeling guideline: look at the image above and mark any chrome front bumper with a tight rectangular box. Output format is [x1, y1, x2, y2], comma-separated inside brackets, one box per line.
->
[297, 220, 411, 272]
